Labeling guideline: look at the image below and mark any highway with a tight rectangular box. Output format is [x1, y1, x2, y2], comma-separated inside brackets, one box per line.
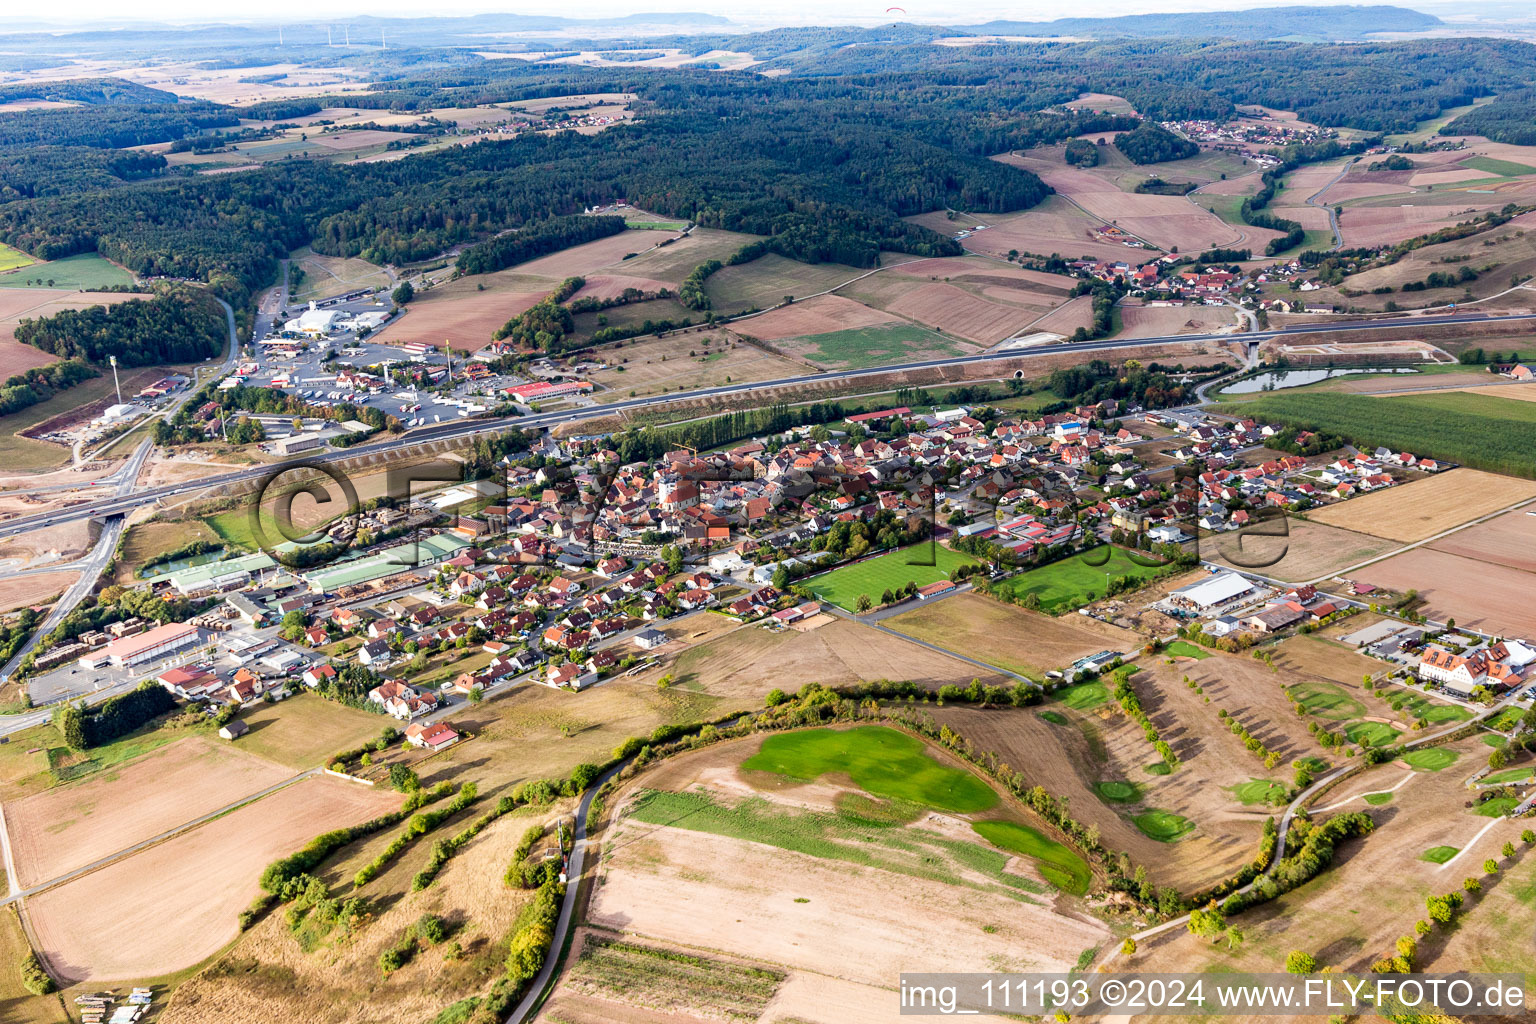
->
[3, 308, 1529, 542]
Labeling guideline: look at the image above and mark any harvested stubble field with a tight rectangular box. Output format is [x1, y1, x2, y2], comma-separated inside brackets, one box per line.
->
[163, 806, 554, 1024]
[883, 593, 1141, 681]
[915, 197, 1141, 262]
[1115, 303, 1238, 338]
[665, 616, 1009, 698]
[1337, 199, 1508, 248]
[1428, 508, 1536, 573]
[30, 776, 399, 982]
[705, 254, 876, 313]
[1307, 468, 1536, 542]
[1201, 517, 1398, 583]
[994, 156, 1243, 252]
[3, 735, 293, 889]
[1354, 547, 1536, 637]
[0, 569, 75, 613]
[232, 693, 392, 769]
[590, 333, 806, 398]
[734, 293, 898, 340]
[1136, 735, 1532, 983]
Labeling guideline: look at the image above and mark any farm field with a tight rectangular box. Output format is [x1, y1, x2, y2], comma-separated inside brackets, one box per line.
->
[1306, 468, 1536, 542]
[0, 569, 74, 614]
[1202, 517, 1398, 583]
[161, 800, 551, 1024]
[1115, 302, 1238, 338]
[1428, 508, 1536, 574]
[28, 775, 399, 982]
[2, 735, 293, 889]
[0, 253, 135, 290]
[0, 242, 34, 273]
[704, 254, 870, 314]
[606, 227, 762, 284]
[838, 255, 1079, 344]
[780, 323, 971, 368]
[883, 592, 1141, 680]
[729, 292, 898, 340]
[803, 544, 978, 610]
[916, 196, 1144, 262]
[665, 616, 1009, 698]
[1354, 547, 1536, 637]
[588, 332, 806, 399]
[232, 693, 391, 769]
[994, 154, 1243, 252]
[989, 547, 1171, 613]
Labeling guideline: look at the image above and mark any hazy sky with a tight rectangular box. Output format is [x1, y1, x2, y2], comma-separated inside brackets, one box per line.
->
[0, 0, 1468, 28]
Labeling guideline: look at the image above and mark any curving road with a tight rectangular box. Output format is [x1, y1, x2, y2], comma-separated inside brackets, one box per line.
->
[505, 760, 626, 1024]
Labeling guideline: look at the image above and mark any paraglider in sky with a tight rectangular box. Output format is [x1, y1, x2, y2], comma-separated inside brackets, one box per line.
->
[887, 6, 906, 13]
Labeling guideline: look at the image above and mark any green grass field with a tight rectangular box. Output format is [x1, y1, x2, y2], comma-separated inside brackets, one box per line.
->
[1383, 690, 1473, 725]
[743, 726, 998, 814]
[1286, 680, 1367, 721]
[1364, 792, 1394, 805]
[1133, 810, 1195, 842]
[1038, 710, 1069, 726]
[992, 547, 1170, 614]
[1475, 796, 1520, 818]
[1055, 681, 1108, 711]
[1484, 764, 1535, 785]
[1463, 155, 1536, 177]
[805, 544, 978, 611]
[1232, 779, 1289, 806]
[624, 219, 686, 231]
[0, 242, 35, 273]
[1422, 845, 1460, 864]
[972, 820, 1092, 895]
[1165, 641, 1210, 660]
[1486, 708, 1524, 732]
[1345, 720, 1402, 747]
[1403, 748, 1458, 772]
[0, 252, 135, 290]
[625, 789, 1046, 900]
[1093, 780, 1141, 804]
[1144, 762, 1172, 776]
[1485, 735, 1508, 748]
[786, 324, 966, 370]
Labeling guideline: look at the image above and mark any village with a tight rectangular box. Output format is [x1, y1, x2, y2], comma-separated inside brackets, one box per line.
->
[18, 386, 1535, 777]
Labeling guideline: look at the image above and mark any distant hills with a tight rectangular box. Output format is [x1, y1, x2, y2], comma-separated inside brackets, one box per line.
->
[960, 5, 1442, 41]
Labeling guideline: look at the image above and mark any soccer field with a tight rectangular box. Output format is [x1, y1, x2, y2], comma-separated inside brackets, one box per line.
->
[805, 543, 978, 610]
[992, 547, 1170, 613]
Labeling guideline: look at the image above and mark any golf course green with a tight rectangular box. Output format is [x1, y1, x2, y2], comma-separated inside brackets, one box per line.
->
[743, 726, 999, 814]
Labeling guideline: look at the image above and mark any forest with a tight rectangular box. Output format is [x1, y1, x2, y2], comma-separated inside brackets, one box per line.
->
[1442, 90, 1536, 145]
[0, 358, 98, 417]
[15, 289, 226, 367]
[1114, 121, 1199, 165]
[2, 38, 1535, 326]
